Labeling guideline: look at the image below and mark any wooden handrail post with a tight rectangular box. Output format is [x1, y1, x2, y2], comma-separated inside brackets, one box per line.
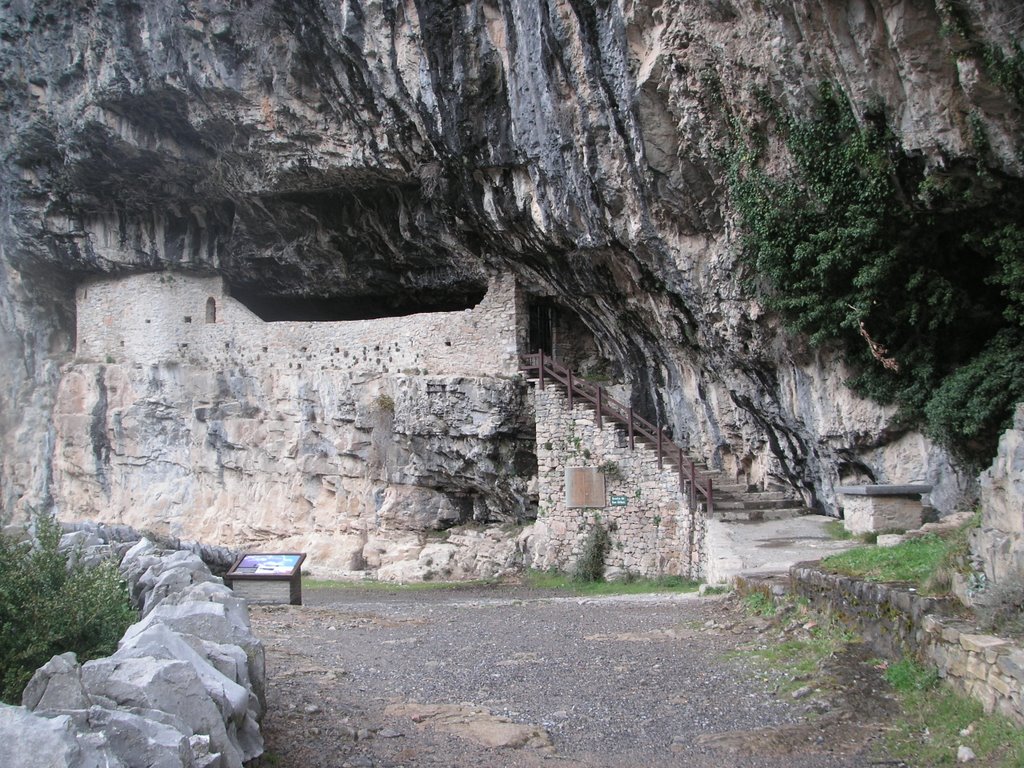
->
[707, 476, 713, 515]
[627, 409, 634, 449]
[567, 368, 573, 409]
[596, 386, 603, 429]
[689, 459, 696, 511]
[538, 349, 545, 389]
[656, 420, 663, 469]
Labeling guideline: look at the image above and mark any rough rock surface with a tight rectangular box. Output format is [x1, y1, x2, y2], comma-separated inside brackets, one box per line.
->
[973, 404, 1024, 586]
[2, 1, 1021, 561]
[6, 535, 266, 768]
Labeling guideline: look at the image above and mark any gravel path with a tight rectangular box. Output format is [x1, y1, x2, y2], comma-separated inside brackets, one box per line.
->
[249, 585, 895, 768]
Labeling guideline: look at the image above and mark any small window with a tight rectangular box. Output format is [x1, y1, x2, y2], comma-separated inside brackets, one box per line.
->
[206, 297, 217, 323]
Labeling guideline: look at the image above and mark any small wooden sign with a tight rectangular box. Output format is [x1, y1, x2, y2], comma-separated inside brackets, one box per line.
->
[226, 552, 306, 605]
[609, 494, 629, 507]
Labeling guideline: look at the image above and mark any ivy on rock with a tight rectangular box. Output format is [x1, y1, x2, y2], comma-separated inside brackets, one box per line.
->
[726, 82, 1024, 463]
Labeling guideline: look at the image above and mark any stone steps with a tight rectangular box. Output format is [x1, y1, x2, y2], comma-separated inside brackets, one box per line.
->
[524, 370, 810, 522]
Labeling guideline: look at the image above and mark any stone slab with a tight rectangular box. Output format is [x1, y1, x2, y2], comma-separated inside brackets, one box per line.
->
[842, 495, 923, 534]
[836, 484, 932, 496]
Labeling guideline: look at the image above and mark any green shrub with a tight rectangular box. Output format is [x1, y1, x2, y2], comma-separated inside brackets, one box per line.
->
[573, 519, 611, 583]
[0, 515, 136, 704]
[373, 393, 395, 413]
[726, 82, 1024, 461]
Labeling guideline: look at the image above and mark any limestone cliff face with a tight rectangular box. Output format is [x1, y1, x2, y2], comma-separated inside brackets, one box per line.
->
[3, 1, 1022, 541]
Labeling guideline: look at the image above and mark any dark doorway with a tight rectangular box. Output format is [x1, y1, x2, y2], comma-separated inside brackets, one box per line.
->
[528, 301, 556, 355]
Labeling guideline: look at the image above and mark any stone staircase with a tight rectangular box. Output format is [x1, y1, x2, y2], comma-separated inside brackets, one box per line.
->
[520, 352, 810, 522]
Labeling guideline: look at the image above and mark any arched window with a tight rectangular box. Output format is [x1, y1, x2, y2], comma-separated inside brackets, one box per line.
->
[206, 297, 217, 324]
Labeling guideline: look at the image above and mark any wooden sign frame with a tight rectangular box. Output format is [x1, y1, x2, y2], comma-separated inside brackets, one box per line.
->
[225, 552, 307, 605]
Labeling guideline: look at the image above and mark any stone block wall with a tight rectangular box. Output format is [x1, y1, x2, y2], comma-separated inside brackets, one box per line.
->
[528, 385, 703, 578]
[75, 272, 524, 377]
[842, 495, 924, 534]
[792, 565, 1024, 725]
[972, 404, 1024, 586]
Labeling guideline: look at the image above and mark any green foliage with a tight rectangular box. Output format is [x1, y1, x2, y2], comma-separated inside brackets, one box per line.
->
[980, 42, 1024, 109]
[727, 83, 1024, 461]
[573, 520, 611, 583]
[742, 590, 777, 617]
[598, 460, 623, 482]
[0, 515, 136, 704]
[881, 657, 1024, 766]
[373, 393, 395, 413]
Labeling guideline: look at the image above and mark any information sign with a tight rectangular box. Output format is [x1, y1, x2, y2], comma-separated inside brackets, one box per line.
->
[609, 494, 629, 507]
[226, 552, 306, 605]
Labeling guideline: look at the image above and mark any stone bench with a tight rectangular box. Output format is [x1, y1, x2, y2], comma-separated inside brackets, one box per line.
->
[837, 484, 932, 535]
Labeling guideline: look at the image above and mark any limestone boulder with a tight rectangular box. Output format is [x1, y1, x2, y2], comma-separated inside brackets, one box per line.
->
[22, 652, 91, 712]
[113, 623, 262, 760]
[81, 656, 243, 768]
[123, 584, 265, 709]
[58, 706, 197, 768]
[135, 551, 220, 616]
[0, 703, 119, 768]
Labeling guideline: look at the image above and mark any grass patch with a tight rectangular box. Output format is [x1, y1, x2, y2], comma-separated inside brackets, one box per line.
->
[821, 514, 982, 593]
[743, 591, 778, 616]
[737, 610, 857, 694]
[524, 569, 699, 596]
[880, 658, 1024, 766]
[824, 520, 854, 540]
[820, 533, 951, 590]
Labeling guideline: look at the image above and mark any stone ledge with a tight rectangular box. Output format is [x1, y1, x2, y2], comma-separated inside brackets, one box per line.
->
[836, 484, 933, 496]
[791, 563, 1023, 726]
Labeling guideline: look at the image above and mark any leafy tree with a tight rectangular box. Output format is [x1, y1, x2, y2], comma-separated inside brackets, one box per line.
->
[0, 515, 136, 703]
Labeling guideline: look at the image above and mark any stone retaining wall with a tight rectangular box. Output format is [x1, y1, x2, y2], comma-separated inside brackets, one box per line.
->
[0, 530, 265, 767]
[528, 385, 703, 578]
[792, 565, 1024, 725]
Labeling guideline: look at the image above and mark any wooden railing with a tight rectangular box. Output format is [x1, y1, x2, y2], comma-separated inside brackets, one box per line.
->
[520, 351, 713, 515]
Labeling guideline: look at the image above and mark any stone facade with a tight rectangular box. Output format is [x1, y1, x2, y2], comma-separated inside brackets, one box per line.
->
[528, 385, 703, 579]
[53, 272, 535, 579]
[75, 272, 524, 377]
[792, 565, 1024, 726]
[972, 404, 1024, 586]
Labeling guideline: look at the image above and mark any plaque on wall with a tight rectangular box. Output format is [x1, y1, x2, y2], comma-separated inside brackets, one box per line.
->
[226, 552, 307, 605]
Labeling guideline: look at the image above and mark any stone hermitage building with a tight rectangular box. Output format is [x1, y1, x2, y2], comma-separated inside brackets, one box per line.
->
[54, 271, 702, 580]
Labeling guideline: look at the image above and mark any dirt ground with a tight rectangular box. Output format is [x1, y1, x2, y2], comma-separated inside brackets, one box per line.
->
[248, 584, 903, 768]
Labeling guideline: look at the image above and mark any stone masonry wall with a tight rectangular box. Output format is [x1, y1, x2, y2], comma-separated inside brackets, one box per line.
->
[529, 385, 703, 579]
[76, 272, 524, 377]
[792, 565, 1024, 726]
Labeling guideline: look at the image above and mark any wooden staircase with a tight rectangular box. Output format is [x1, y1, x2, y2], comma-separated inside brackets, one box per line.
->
[519, 351, 809, 522]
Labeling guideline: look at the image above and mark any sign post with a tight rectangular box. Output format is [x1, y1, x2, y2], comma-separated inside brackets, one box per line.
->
[226, 553, 307, 605]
